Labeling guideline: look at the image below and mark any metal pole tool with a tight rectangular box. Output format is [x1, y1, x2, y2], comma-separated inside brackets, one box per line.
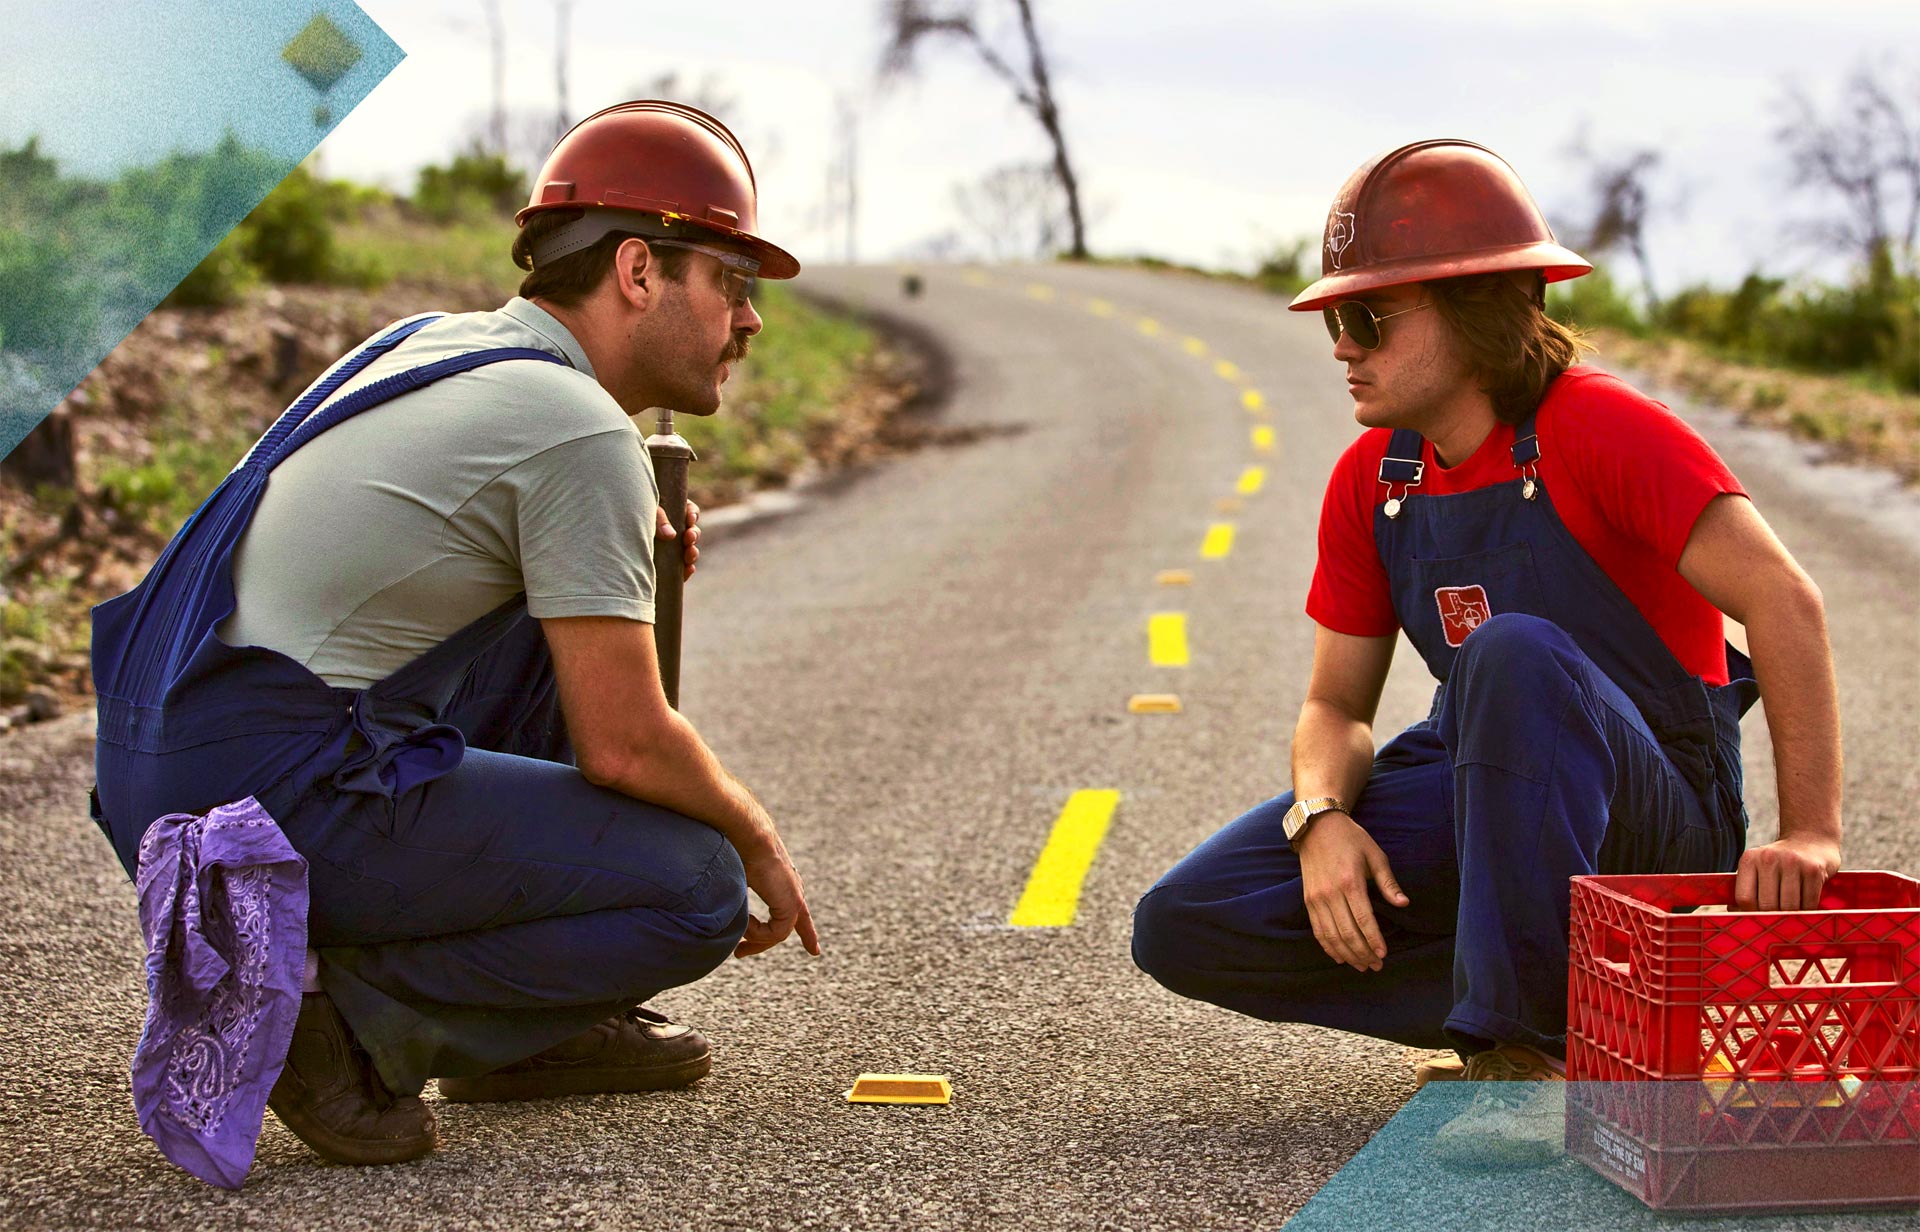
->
[645, 407, 696, 710]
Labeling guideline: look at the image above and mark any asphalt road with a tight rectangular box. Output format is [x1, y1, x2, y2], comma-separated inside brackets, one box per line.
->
[2, 263, 1916, 1231]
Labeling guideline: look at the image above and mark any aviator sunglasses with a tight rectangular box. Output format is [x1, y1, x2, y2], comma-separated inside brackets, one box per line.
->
[1323, 299, 1430, 350]
[648, 239, 761, 308]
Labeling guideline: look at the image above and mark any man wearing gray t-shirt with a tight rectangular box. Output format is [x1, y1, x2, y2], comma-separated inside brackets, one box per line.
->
[92, 102, 818, 1171]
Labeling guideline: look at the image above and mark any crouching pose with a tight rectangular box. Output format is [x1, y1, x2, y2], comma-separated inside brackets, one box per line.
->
[1132, 141, 1842, 1104]
[91, 102, 817, 1182]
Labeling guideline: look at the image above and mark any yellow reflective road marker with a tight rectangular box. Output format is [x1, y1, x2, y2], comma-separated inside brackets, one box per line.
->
[1128, 694, 1182, 714]
[1086, 297, 1117, 317]
[1251, 425, 1276, 453]
[1009, 789, 1122, 927]
[1237, 465, 1267, 495]
[1216, 497, 1242, 514]
[847, 1074, 953, 1105]
[1155, 569, 1193, 586]
[1137, 317, 1162, 336]
[1241, 388, 1266, 412]
[1026, 282, 1055, 301]
[961, 269, 990, 286]
[1214, 359, 1241, 381]
[1201, 523, 1236, 559]
[1149, 612, 1189, 666]
[1181, 336, 1209, 356]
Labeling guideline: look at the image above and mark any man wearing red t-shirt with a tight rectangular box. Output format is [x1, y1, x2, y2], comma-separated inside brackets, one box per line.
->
[1132, 141, 1843, 1117]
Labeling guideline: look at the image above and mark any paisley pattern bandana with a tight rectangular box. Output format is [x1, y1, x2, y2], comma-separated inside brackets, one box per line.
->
[132, 798, 308, 1189]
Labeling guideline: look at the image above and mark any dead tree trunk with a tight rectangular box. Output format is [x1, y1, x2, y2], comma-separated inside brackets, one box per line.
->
[1013, 0, 1086, 258]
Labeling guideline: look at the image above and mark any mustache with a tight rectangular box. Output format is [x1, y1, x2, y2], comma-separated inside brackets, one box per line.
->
[723, 332, 753, 364]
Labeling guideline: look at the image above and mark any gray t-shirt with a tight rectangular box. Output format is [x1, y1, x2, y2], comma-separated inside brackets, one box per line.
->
[218, 298, 658, 689]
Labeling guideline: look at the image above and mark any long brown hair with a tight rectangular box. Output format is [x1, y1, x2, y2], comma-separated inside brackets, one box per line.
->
[1427, 272, 1593, 423]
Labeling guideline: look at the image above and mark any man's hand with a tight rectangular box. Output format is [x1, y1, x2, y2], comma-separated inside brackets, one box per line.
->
[654, 500, 702, 582]
[736, 833, 821, 958]
[1297, 811, 1409, 972]
[1734, 836, 1841, 911]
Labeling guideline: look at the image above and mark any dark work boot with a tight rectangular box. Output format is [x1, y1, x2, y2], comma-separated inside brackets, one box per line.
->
[436, 1006, 711, 1103]
[268, 992, 437, 1165]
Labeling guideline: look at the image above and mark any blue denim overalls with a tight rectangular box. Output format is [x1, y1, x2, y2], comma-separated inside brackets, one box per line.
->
[1134, 411, 1757, 1055]
[92, 315, 748, 1093]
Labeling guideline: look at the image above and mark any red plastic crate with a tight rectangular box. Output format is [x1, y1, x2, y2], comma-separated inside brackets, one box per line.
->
[1564, 871, 1920, 1213]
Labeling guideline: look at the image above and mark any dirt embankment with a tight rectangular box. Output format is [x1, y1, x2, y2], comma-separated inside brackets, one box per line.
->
[0, 277, 940, 724]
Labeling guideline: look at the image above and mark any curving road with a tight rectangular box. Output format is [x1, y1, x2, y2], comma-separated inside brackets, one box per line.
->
[2, 263, 1915, 1230]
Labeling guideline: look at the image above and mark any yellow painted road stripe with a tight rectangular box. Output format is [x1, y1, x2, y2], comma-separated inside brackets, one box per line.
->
[1214, 359, 1241, 381]
[1137, 317, 1162, 335]
[1149, 612, 1189, 666]
[962, 270, 990, 286]
[1087, 298, 1116, 317]
[1241, 388, 1265, 411]
[1009, 789, 1122, 927]
[1252, 425, 1276, 453]
[1237, 465, 1266, 495]
[1181, 336, 1209, 356]
[1201, 523, 1236, 559]
[1027, 283, 1055, 300]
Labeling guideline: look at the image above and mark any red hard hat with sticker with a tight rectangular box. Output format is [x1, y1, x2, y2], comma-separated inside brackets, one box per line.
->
[1289, 139, 1588, 312]
[517, 99, 800, 280]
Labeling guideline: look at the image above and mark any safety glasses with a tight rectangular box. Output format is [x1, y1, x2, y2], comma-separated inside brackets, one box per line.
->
[648, 239, 761, 308]
[1322, 299, 1430, 350]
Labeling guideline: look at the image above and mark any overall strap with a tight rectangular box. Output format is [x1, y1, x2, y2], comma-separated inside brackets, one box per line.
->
[241, 314, 444, 472]
[1509, 410, 1542, 499]
[1378, 428, 1425, 516]
[261, 347, 565, 473]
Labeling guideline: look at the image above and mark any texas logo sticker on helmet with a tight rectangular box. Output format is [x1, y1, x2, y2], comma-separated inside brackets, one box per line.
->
[1327, 211, 1357, 270]
[1435, 585, 1492, 648]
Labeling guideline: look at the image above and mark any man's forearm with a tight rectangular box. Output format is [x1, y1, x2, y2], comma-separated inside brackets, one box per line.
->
[579, 712, 776, 855]
[1291, 698, 1377, 809]
[1744, 583, 1843, 846]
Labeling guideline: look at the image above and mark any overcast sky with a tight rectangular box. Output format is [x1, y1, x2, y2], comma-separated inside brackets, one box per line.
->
[15, 1, 1920, 292]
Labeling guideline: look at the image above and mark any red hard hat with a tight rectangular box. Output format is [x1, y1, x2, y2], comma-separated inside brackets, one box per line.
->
[517, 99, 799, 279]
[1289, 139, 1588, 312]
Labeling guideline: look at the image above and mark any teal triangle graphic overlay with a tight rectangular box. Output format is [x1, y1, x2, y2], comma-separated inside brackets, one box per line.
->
[1286, 1082, 1918, 1230]
[0, 1, 404, 460]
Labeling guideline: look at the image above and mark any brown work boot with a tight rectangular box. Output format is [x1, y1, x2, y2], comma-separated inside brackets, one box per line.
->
[268, 992, 437, 1165]
[1409, 1049, 1467, 1089]
[1428, 1044, 1567, 1171]
[436, 1006, 711, 1103]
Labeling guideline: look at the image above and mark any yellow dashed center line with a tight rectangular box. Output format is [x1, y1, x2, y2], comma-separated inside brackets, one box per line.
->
[1200, 523, 1236, 559]
[1181, 337, 1209, 357]
[1086, 298, 1116, 317]
[1213, 360, 1241, 381]
[961, 270, 990, 286]
[1252, 425, 1276, 453]
[1027, 283, 1055, 300]
[1241, 389, 1265, 412]
[1137, 317, 1162, 336]
[1149, 612, 1189, 666]
[1237, 466, 1266, 495]
[1009, 789, 1122, 927]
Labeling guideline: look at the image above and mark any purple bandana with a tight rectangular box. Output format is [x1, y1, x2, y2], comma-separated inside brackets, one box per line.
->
[132, 798, 308, 1189]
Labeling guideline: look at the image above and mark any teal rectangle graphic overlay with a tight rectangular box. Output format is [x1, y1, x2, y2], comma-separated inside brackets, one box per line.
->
[0, 1, 404, 456]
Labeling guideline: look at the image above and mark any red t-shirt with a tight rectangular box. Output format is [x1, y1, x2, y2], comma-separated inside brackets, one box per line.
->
[1305, 367, 1747, 685]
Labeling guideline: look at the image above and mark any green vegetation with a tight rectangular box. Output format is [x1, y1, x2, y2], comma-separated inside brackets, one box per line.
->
[1551, 255, 1920, 395]
[413, 149, 528, 224]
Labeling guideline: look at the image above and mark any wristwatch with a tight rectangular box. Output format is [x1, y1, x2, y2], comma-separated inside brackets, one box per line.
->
[1283, 796, 1348, 850]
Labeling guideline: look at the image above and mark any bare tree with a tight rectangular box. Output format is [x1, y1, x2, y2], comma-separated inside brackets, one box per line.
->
[1775, 60, 1920, 278]
[1564, 129, 1666, 310]
[880, 0, 1089, 258]
[552, 0, 575, 148]
[482, 0, 508, 154]
[952, 162, 1065, 259]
